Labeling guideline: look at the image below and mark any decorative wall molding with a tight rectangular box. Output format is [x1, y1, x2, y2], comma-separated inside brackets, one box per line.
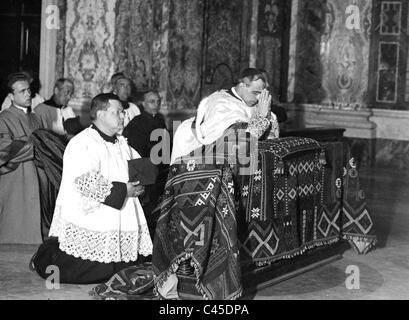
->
[285, 103, 409, 141]
[369, 108, 409, 141]
[284, 104, 376, 139]
[376, 41, 400, 104]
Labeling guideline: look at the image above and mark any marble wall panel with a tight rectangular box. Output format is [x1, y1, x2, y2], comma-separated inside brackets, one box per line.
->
[64, 0, 116, 98]
[327, 136, 409, 169]
[370, 0, 409, 110]
[370, 108, 409, 141]
[375, 139, 409, 170]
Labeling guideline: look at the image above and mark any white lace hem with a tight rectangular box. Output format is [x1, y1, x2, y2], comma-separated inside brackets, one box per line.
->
[49, 214, 153, 263]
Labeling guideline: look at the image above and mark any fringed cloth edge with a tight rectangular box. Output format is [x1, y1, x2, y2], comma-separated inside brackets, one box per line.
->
[252, 237, 341, 267]
[343, 234, 377, 255]
[153, 251, 243, 300]
[252, 233, 378, 267]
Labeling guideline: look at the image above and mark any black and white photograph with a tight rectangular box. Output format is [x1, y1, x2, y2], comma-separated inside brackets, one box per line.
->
[0, 0, 408, 308]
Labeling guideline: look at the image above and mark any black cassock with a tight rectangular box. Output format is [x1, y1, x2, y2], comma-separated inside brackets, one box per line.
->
[123, 111, 168, 158]
[123, 111, 171, 236]
[31, 129, 68, 241]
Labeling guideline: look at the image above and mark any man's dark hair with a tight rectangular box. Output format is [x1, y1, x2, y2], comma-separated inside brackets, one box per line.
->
[142, 89, 160, 101]
[237, 68, 266, 84]
[54, 78, 74, 90]
[7, 72, 31, 94]
[110, 72, 127, 88]
[90, 93, 121, 120]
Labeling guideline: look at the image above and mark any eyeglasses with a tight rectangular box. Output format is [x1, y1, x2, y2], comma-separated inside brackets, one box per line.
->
[146, 99, 161, 104]
[61, 90, 73, 97]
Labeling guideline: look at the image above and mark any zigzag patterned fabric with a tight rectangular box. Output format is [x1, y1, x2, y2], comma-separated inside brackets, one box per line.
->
[238, 138, 338, 266]
[152, 159, 242, 300]
[90, 262, 155, 300]
[152, 134, 377, 299]
[238, 138, 377, 266]
[337, 147, 377, 254]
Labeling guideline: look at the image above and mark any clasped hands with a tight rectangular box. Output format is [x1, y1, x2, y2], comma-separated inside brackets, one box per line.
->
[256, 89, 272, 118]
[126, 181, 145, 198]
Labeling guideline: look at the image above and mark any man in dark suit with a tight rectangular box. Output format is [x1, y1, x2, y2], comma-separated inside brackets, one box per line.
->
[123, 90, 168, 158]
[123, 90, 170, 237]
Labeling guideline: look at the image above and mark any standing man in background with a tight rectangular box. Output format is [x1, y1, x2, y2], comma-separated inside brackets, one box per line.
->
[110, 73, 140, 129]
[0, 72, 44, 244]
[35, 78, 83, 138]
[1, 71, 45, 111]
[123, 90, 170, 237]
[123, 90, 168, 158]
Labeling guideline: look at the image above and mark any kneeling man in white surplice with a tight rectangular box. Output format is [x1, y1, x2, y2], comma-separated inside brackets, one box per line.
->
[31, 93, 152, 284]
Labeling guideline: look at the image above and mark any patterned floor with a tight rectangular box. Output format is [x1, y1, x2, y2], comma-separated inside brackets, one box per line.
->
[1, 167, 408, 300]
